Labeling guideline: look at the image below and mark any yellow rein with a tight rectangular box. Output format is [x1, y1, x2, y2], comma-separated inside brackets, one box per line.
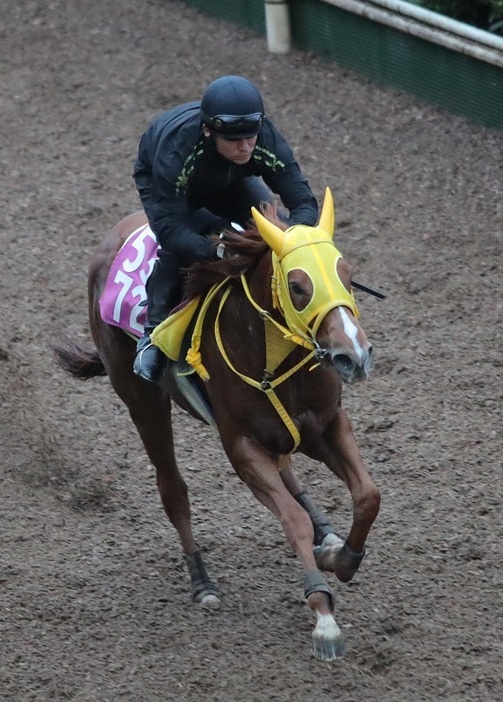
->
[186, 273, 319, 453]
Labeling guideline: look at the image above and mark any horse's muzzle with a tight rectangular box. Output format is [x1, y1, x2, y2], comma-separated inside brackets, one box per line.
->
[319, 346, 373, 384]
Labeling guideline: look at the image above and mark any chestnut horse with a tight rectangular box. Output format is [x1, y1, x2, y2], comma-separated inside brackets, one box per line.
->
[53, 188, 380, 661]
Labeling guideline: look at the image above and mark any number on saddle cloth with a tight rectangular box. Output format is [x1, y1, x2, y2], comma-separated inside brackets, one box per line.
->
[99, 221, 214, 368]
[99, 224, 159, 336]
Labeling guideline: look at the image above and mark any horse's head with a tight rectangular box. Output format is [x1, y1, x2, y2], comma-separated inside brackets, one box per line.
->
[251, 189, 372, 383]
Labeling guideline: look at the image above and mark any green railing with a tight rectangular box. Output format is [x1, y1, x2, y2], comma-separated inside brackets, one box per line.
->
[181, 0, 503, 128]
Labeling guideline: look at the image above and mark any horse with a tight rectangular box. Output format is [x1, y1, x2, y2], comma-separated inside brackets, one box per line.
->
[53, 188, 381, 661]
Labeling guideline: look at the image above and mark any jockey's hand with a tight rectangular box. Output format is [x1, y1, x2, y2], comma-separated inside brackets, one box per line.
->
[216, 232, 226, 259]
[216, 223, 244, 259]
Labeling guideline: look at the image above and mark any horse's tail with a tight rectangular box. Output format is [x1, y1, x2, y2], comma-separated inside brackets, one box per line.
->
[51, 336, 107, 379]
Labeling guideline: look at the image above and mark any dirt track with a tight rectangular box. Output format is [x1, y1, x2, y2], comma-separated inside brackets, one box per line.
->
[1, 1, 502, 700]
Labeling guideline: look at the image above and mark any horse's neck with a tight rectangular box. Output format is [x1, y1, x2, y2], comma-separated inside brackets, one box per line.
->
[242, 253, 309, 373]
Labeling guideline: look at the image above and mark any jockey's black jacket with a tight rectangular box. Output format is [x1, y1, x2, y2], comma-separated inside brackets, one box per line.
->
[133, 101, 318, 262]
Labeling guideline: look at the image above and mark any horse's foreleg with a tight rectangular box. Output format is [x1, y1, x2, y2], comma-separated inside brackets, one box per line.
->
[228, 437, 345, 660]
[119, 378, 220, 608]
[280, 462, 340, 546]
[309, 408, 380, 583]
[280, 461, 345, 574]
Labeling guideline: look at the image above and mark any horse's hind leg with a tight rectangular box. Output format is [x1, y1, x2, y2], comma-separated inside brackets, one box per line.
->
[107, 360, 220, 608]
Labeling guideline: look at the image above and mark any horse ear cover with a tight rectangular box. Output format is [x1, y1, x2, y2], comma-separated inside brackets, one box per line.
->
[252, 187, 335, 254]
[318, 187, 335, 236]
[251, 207, 286, 255]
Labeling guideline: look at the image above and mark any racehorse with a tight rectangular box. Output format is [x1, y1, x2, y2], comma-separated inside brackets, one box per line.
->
[53, 188, 380, 661]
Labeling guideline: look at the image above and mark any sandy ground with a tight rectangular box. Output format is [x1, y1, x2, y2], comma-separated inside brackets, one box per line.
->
[1, 1, 502, 700]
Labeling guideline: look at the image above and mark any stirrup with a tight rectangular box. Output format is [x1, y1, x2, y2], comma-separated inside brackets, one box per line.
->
[133, 341, 167, 383]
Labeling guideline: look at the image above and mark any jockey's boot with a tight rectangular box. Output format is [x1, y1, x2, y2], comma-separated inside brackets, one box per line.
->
[133, 330, 167, 383]
[133, 253, 182, 383]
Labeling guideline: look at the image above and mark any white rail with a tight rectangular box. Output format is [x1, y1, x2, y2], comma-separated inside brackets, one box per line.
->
[264, 0, 503, 68]
[368, 0, 503, 52]
[320, 0, 503, 67]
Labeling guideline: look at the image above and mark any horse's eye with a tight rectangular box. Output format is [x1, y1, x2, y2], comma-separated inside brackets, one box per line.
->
[289, 281, 305, 296]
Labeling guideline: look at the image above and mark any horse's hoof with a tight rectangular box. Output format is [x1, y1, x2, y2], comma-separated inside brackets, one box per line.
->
[193, 582, 221, 609]
[199, 593, 221, 610]
[314, 532, 345, 572]
[312, 614, 346, 661]
[186, 551, 221, 608]
[312, 636, 346, 662]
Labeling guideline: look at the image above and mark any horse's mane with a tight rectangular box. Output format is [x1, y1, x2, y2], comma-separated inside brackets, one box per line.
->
[184, 202, 286, 300]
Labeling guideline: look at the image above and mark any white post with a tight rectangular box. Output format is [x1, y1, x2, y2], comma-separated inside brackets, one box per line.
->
[264, 0, 292, 54]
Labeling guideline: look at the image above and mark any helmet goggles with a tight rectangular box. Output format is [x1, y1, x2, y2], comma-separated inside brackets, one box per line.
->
[206, 112, 264, 139]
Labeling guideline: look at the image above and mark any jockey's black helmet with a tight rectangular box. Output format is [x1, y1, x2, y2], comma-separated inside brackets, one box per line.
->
[200, 75, 264, 140]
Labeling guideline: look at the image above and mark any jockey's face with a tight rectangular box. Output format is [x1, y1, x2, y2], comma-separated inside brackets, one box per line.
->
[204, 126, 257, 165]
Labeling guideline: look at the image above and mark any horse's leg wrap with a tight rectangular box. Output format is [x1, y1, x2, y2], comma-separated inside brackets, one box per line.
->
[303, 569, 334, 611]
[184, 550, 220, 603]
[333, 541, 366, 583]
[339, 541, 366, 570]
[295, 491, 340, 546]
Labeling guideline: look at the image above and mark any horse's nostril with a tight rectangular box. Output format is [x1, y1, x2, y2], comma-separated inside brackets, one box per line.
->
[334, 354, 354, 372]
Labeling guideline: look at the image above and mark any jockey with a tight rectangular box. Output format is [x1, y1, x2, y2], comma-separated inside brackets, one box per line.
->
[133, 74, 318, 382]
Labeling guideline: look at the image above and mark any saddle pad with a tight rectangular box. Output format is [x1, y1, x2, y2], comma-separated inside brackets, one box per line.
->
[151, 296, 201, 363]
[99, 223, 159, 337]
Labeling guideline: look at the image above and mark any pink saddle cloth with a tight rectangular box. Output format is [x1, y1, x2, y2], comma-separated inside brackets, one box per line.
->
[99, 223, 159, 337]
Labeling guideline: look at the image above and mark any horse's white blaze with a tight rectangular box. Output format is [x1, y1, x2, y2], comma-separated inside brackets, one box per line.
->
[313, 612, 342, 641]
[339, 307, 365, 360]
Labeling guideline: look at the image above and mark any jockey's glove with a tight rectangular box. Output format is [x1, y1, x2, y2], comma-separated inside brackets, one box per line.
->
[216, 232, 226, 259]
[216, 223, 244, 259]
